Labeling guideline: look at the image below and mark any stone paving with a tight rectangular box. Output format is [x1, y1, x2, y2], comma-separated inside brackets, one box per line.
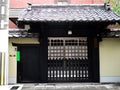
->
[21, 83, 120, 90]
[1, 83, 119, 90]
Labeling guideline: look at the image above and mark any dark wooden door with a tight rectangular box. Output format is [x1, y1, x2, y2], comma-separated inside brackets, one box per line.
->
[48, 37, 91, 82]
[17, 45, 41, 83]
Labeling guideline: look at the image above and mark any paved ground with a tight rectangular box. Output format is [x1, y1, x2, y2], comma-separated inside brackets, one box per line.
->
[21, 83, 120, 90]
[1, 83, 120, 90]
[0, 84, 23, 90]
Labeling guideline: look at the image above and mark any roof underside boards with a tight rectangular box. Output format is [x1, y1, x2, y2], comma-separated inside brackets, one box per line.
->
[18, 4, 120, 23]
[9, 28, 120, 38]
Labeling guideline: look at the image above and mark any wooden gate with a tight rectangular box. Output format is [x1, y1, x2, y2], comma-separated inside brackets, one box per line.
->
[16, 37, 99, 83]
[48, 37, 91, 82]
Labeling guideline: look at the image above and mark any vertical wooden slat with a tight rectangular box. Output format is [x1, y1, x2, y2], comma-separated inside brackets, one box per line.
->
[54, 59, 55, 81]
[62, 59, 64, 81]
[76, 59, 78, 81]
[60, 59, 62, 81]
[60, 41, 63, 81]
[86, 40, 88, 80]
[74, 58, 77, 81]
[66, 41, 69, 81]
[55, 58, 57, 81]
[54, 59, 56, 81]
[79, 40, 81, 81]
[82, 41, 84, 81]
[84, 59, 86, 80]
[79, 58, 81, 81]
[49, 59, 51, 81]
[55, 42, 57, 81]
[66, 58, 67, 81]
[59, 55, 61, 81]
[58, 58, 60, 81]
[68, 58, 70, 81]
[83, 40, 85, 80]
[84, 42, 86, 80]
[56, 59, 58, 81]
[48, 40, 50, 81]
[52, 40, 54, 81]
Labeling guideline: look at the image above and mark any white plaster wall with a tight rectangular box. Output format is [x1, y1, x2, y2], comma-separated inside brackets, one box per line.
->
[100, 38, 120, 82]
[0, 30, 8, 85]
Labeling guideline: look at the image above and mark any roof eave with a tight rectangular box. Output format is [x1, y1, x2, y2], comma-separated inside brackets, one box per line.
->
[17, 20, 119, 23]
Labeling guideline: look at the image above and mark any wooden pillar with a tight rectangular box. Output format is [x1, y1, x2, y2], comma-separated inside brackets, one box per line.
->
[39, 23, 48, 82]
[88, 35, 100, 82]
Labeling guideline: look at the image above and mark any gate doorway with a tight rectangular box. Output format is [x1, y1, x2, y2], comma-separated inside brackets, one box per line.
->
[17, 45, 41, 83]
[16, 37, 99, 83]
[48, 37, 92, 82]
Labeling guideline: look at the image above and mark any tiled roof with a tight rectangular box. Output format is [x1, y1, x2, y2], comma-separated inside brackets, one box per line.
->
[9, 8, 24, 18]
[9, 29, 39, 37]
[18, 4, 120, 22]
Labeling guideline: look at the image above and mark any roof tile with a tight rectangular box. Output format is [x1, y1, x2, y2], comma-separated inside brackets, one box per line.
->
[18, 4, 120, 22]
